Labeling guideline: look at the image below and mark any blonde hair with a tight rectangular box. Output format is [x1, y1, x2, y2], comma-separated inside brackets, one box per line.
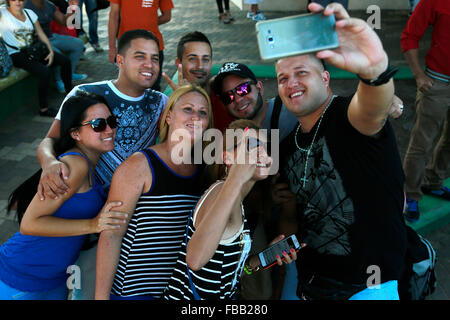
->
[158, 84, 213, 142]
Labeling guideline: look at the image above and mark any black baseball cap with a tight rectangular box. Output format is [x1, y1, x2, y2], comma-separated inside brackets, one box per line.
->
[212, 62, 257, 94]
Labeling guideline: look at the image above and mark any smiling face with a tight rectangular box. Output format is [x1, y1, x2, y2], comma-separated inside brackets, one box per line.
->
[116, 38, 160, 92]
[166, 91, 210, 143]
[74, 103, 116, 153]
[220, 74, 264, 120]
[276, 54, 330, 118]
[177, 41, 212, 87]
[7, 0, 25, 10]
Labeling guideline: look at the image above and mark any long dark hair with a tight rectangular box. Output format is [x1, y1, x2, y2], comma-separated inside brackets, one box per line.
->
[7, 91, 112, 223]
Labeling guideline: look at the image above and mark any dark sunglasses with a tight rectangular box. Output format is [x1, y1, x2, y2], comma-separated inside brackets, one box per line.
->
[220, 81, 256, 105]
[80, 115, 118, 132]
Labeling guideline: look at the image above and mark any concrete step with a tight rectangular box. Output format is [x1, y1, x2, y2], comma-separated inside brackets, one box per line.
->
[407, 179, 450, 236]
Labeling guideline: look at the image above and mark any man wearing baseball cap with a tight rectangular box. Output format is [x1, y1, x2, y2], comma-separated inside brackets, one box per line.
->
[212, 62, 298, 141]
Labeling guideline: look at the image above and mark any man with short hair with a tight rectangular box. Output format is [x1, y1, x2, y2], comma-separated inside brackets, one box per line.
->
[164, 31, 235, 132]
[275, 3, 407, 300]
[212, 62, 298, 143]
[175, 31, 213, 88]
[36, 29, 168, 299]
[108, 0, 173, 92]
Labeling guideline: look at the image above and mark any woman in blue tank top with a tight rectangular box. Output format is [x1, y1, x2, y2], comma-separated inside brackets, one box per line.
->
[0, 91, 127, 300]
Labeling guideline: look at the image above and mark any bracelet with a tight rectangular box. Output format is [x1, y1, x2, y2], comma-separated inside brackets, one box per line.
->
[243, 263, 260, 275]
[358, 60, 398, 86]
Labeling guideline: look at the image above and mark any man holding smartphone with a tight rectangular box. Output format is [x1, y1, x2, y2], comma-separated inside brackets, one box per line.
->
[275, 2, 407, 300]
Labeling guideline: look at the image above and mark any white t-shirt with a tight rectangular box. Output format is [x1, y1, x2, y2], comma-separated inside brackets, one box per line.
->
[0, 8, 37, 55]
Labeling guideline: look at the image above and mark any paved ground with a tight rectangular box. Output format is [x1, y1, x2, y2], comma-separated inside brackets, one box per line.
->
[0, 0, 448, 299]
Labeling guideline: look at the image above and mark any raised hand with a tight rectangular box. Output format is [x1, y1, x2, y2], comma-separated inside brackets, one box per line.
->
[162, 63, 185, 91]
[309, 2, 388, 80]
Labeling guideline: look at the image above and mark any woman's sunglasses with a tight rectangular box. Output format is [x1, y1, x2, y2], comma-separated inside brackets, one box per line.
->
[80, 115, 118, 132]
[220, 81, 256, 105]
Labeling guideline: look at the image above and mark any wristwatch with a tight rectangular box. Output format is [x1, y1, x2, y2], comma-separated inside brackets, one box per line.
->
[358, 63, 399, 86]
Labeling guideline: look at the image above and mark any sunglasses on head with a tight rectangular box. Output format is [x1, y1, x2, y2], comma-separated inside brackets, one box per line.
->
[80, 115, 118, 132]
[220, 80, 256, 105]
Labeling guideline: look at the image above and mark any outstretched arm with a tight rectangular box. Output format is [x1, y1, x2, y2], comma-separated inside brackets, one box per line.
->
[309, 2, 394, 136]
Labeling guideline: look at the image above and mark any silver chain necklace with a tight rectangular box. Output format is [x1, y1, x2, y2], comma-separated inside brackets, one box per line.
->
[294, 95, 336, 188]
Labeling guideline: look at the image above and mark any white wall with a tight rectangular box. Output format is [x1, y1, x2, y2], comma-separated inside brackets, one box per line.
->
[231, 0, 409, 12]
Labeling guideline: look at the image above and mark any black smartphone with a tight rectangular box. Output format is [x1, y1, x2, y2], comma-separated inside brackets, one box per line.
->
[258, 234, 301, 269]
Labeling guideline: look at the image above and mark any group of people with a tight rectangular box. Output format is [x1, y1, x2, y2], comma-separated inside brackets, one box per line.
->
[0, 0, 448, 301]
[0, 0, 98, 117]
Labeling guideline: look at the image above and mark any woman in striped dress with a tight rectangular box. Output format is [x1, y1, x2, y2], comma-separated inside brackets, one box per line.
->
[94, 85, 213, 300]
[163, 120, 296, 300]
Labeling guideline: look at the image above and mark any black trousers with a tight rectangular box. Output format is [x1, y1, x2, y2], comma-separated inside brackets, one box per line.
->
[10, 50, 72, 110]
[216, 0, 230, 13]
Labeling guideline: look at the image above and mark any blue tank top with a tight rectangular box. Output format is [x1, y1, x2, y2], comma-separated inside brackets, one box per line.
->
[0, 152, 106, 292]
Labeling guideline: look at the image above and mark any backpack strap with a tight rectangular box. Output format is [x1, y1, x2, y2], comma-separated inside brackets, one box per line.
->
[270, 95, 283, 130]
[3, 10, 36, 51]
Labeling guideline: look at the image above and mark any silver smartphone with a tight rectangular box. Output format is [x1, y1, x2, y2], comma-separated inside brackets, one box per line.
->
[258, 234, 301, 270]
[255, 13, 339, 61]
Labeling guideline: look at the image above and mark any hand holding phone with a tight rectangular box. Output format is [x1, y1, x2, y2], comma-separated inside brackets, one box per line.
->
[307, 2, 389, 81]
[255, 13, 339, 61]
[258, 234, 303, 270]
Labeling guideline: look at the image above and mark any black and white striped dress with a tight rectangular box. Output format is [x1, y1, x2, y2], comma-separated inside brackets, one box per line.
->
[163, 181, 252, 300]
[110, 148, 208, 298]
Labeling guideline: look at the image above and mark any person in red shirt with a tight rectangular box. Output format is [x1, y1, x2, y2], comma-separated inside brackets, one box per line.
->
[400, 0, 450, 222]
[108, 0, 174, 92]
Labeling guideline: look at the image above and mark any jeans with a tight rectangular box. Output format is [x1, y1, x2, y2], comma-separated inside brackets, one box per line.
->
[403, 78, 450, 201]
[0, 278, 68, 300]
[280, 263, 300, 300]
[10, 50, 72, 109]
[78, 0, 99, 44]
[50, 33, 85, 79]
